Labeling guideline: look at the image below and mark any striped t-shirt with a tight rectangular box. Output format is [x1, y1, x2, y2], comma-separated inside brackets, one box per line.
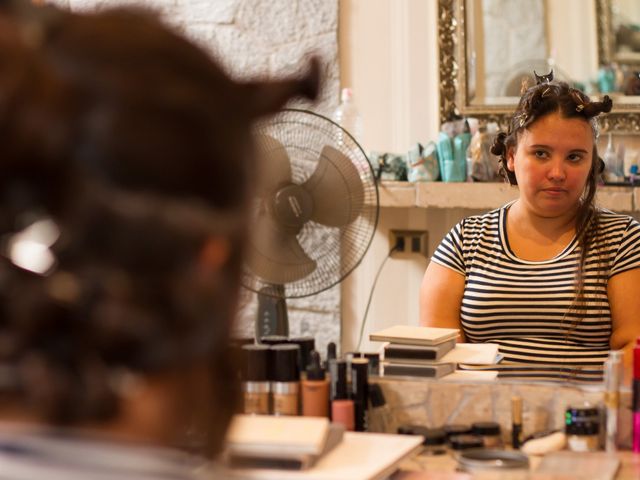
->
[431, 203, 640, 382]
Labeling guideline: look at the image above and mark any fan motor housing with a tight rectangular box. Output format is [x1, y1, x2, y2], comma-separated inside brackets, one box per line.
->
[272, 184, 313, 228]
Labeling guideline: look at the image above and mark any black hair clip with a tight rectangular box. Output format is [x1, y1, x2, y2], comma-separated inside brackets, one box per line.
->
[534, 69, 554, 85]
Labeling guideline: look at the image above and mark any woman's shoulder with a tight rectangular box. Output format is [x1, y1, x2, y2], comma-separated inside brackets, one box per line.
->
[460, 204, 505, 229]
[596, 208, 639, 230]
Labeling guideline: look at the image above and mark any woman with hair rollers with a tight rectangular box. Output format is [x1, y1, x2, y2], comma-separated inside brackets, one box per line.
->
[421, 72, 640, 383]
[0, 1, 318, 478]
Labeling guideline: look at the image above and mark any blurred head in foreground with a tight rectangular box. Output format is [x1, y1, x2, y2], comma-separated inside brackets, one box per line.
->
[0, 0, 318, 457]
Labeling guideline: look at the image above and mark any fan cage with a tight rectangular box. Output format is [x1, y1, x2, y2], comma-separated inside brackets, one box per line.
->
[243, 108, 379, 299]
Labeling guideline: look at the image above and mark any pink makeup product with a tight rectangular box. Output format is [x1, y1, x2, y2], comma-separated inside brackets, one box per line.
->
[633, 338, 640, 453]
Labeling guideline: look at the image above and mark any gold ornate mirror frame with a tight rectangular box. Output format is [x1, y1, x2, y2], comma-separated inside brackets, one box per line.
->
[439, 0, 640, 133]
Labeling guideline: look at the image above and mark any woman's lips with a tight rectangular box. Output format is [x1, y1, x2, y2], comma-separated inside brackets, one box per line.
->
[542, 187, 567, 195]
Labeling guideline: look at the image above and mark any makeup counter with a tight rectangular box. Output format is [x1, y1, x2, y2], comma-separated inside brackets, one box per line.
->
[229, 334, 640, 479]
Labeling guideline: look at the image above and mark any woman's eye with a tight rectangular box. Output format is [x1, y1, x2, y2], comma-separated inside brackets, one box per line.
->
[534, 150, 548, 159]
[567, 153, 583, 162]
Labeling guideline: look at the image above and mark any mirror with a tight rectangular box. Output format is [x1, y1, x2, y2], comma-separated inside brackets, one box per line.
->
[439, 0, 640, 133]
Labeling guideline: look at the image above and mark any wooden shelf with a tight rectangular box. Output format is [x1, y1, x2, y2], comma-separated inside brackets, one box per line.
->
[378, 181, 636, 212]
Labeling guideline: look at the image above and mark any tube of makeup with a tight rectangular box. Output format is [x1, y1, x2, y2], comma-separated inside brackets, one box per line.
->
[633, 338, 640, 453]
[512, 396, 523, 449]
[604, 350, 622, 452]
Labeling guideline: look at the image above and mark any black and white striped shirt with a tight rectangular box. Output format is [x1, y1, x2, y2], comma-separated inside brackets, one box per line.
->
[431, 203, 640, 382]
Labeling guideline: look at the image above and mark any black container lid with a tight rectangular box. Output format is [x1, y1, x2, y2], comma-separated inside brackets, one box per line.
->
[398, 425, 447, 446]
[449, 434, 484, 450]
[326, 342, 337, 362]
[260, 335, 289, 345]
[306, 350, 325, 380]
[270, 344, 300, 382]
[241, 344, 270, 382]
[361, 352, 380, 376]
[472, 421, 501, 436]
[443, 424, 472, 437]
[368, 383, 386, 408]
[288, 336, 315, 370]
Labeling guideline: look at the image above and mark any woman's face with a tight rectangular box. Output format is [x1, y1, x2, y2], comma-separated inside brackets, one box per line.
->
[507, 111, 594, 219]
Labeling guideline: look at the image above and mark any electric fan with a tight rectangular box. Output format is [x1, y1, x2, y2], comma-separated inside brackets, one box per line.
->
[244, 108, 379, 340]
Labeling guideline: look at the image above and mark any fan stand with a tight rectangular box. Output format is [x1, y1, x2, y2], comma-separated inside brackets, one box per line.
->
[256, 284, 289, 340]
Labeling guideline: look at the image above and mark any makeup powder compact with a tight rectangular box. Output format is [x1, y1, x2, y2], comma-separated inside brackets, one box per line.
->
[457, 448, 529, 475]
[471, 421, 502, 448]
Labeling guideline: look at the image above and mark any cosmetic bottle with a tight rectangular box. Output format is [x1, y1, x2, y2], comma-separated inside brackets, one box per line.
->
[301, 351, 329, 417]
[325, 342, 337, 369]
[330, 359, 354, 429]
[270, 344, 300, 416]
[565, 403, 600, 452]
[450, 119, 471, 182]
[604, 350, 622, 452]
[241, 344, 271, 415]
[330, 359, 348, 402]
[350, 358, 369, 431]
[288, 336, 315, 372]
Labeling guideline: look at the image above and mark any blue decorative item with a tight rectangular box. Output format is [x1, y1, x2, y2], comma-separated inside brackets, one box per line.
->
[407, 142, 439, 182]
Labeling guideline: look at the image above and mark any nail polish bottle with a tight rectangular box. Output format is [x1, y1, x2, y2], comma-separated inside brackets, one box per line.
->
[301, 350, 329, 417]
[330, 360, 354, 430]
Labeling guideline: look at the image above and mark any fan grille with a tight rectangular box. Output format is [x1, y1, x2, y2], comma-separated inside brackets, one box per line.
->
[243, 109, 378, 299]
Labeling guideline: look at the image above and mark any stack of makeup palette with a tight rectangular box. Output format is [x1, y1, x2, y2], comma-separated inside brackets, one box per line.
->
[370, 325, 460, 379]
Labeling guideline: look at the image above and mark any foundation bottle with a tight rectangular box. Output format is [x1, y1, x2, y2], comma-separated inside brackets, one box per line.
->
[241, 344, 271, 415]
[301, 350, 329, 417]
[271, 344, 300, 416]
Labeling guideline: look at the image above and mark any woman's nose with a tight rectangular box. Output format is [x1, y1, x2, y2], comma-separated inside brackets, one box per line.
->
[547, 158, 566, 181]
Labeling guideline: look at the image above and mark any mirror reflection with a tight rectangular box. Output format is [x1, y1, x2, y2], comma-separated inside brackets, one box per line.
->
[441, 0, 640, 131]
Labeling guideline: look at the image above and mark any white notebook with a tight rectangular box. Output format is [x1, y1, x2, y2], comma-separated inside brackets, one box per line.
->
[222, 432, 423, 480]
[225, 415, 330, 459]
[369, 325, 459, 346]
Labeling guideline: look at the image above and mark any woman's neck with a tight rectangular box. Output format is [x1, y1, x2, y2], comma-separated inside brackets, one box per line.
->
[506, 200, 578, 261]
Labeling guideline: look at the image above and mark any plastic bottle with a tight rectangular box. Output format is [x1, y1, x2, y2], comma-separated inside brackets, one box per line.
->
[603, 133, 623, 183]
[448, 119, 470, 182]
[333, 87, 364, 148]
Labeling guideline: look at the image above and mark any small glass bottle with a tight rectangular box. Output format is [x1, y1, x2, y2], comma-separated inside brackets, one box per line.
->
[565, 403, 600, 452]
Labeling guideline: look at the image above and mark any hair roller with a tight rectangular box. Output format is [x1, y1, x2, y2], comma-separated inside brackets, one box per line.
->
[490, 132, 507, 156]
[583, 95, 612, 117]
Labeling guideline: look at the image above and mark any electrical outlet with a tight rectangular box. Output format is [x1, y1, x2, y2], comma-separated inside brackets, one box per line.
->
[389, 230, 428, 258]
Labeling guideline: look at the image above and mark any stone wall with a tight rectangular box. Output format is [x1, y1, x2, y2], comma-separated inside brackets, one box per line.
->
[46, 0, 342, 355]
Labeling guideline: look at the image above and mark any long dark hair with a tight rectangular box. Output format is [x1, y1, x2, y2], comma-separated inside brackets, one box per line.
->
[490, 76, 612, 332]
[0, 1, 318, 445]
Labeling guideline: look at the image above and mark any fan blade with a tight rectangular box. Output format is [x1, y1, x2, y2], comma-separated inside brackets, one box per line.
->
[302, 145, 365, 227]
[247, 214, 317, 284]
[255, 134, 292, 195]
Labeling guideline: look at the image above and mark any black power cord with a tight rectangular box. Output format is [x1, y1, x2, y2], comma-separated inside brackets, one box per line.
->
[356, 242, 402, 351]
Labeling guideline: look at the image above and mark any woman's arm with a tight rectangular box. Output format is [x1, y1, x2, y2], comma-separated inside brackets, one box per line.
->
[419, 261, 466, 340]
[608, 268, 640, 384]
